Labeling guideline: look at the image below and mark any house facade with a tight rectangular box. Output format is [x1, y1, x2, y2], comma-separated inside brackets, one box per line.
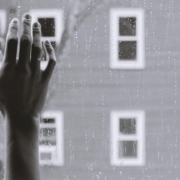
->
[0, 0, 180, 179]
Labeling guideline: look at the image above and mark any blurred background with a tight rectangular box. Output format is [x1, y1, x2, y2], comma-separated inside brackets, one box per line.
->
[0, 0, 180, 179]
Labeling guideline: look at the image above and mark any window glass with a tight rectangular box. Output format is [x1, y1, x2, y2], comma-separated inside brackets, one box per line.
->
[119, 118, 136, 134]
[40, 128, 56, 137]
[119, 141, 137, 158]
[38, 18, 55, 37]
[118, 41, 137, 60]
[119, 17, 136, 36]
[0, 1, 179, 180]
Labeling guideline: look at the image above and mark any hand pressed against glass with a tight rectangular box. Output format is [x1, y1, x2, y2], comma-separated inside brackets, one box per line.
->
[0, 13, 56, 122]
[1, 13, 57, 180]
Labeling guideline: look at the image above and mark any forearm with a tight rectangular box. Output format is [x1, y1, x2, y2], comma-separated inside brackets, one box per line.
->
[4, 116, 41, 180]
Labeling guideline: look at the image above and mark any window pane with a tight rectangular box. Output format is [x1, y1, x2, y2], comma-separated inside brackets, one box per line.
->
[41, 118, 55, 124]
[119, 118, 136, 134]
[38, 18, 55, 37]
[40, 128, 56, 137]
[119, 17, 136, 36]
[119, 141, 137, 158]
[39, 140, 56, 145]
[118, 41, 136, 60]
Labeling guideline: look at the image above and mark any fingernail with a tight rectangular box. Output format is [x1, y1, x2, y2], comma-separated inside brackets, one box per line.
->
[9, 18, 19, 34]
[24, 13, 31, 20]
[45, 40, 50, 45]
[12, 18, 19, 24]
[33, 22, 40, 27]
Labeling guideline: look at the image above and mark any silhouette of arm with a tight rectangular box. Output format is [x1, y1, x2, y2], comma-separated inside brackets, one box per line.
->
[0, 13, 56, 180]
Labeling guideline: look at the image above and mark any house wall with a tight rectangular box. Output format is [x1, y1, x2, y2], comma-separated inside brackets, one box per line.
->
[0, 0, 180, 179]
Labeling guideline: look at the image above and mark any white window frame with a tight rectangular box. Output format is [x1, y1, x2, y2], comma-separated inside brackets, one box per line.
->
[110, 110, 145, 166]
[0, 10, 6, 36]
[0, 10, 6, 61]
[29, 9, 63, 69]
[110, 8, 145, 69]
[39, 111, 64, 166]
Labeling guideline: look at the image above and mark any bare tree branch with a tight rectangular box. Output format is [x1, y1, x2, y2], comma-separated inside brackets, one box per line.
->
[58, 0, 105, 56]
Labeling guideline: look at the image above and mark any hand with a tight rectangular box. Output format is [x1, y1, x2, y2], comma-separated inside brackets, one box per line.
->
[0, 13, 56, 123]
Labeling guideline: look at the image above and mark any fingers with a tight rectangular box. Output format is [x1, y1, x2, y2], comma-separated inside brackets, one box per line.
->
[18, 13, 32, 67]
[43, 41, 56, 82]
[4, 18, 19, 64]
[31, 22, 42, 72]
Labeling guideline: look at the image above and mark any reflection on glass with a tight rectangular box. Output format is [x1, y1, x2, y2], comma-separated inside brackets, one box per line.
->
[119, 17, 136, 36]
[118, 41, 137, 60]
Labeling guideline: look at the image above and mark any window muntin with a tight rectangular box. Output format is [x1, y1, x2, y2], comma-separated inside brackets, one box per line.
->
[110, 8, 144, 69]
[110, 110, 145, 166]
[39, 111, 64, 166]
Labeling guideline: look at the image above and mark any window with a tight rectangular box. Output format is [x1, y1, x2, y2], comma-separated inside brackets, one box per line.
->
[110, 110, 145, 166]
[110, 8, 144, 69]
[29, 9, 63, 69]
[39, 111, 64, 166]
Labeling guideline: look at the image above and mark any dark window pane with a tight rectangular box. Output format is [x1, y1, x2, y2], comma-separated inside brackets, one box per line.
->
[38, 18, 55, 37]
[120, 118, 136, 134]
[39, 140, 56, 145]
[119, 41, 136, 60]
[119, 17, 136, 36]
[40, 118, 55, 124]
[40, 152, 51, 160]
[119, 141, 137, 158]
[40, 118, 54, 124]
[40, 128, 56, 137]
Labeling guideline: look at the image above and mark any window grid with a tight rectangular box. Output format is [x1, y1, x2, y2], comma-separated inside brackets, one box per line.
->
[110, 110, 145, 166]
[39, 111, 64, 166]
[110, 8, 145, 69]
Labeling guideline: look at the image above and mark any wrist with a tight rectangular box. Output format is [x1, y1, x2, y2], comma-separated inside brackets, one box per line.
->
[5, 113, 40, 131]
[5, 115, 40, 152]
[4, 115, 41, 180]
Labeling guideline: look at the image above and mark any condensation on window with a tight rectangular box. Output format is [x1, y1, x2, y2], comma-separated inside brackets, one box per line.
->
[0, 0, 179, 180]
